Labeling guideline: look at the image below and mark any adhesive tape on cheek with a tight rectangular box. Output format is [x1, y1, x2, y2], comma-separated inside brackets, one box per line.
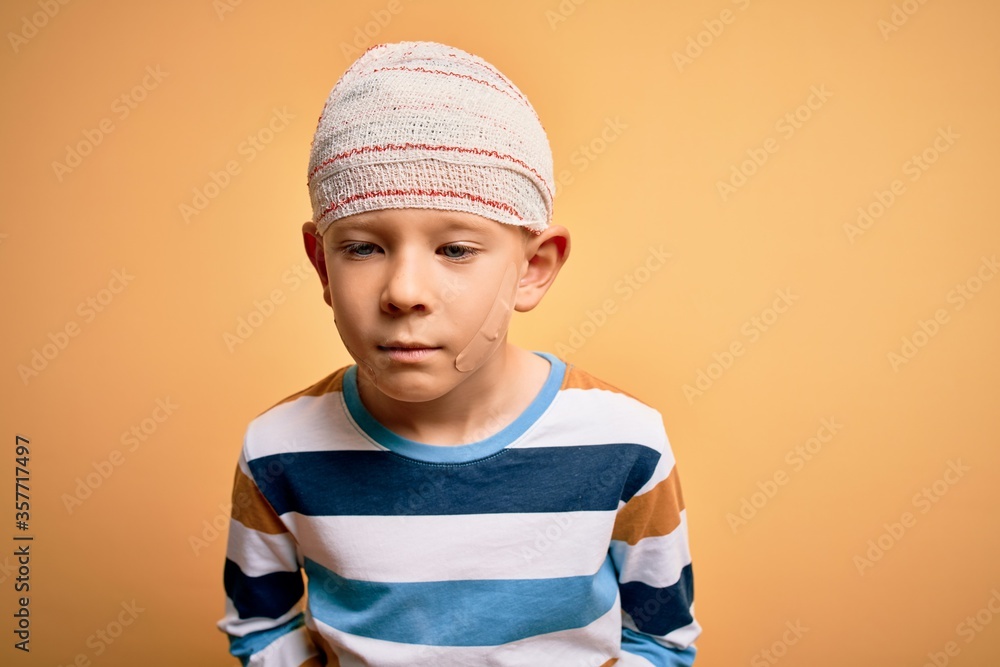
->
[454, 263, 519, 373]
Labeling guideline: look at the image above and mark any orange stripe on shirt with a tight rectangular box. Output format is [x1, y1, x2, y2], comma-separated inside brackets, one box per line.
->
[560, 363, 640, 401]
[256, 366, 349, 416]
[611, 466, 686, 545]
[230, 465, 288, 535]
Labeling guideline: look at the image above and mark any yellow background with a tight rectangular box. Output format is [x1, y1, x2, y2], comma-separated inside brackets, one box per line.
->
[2, 0, 999, 665]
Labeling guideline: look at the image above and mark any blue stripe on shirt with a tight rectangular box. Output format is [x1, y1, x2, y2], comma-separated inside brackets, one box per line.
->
[248, 444, 661, 517]
[618, 562, 695, 636]
[224, 558, 304, 620]
[303, 554, 620, 646]
[622, 628, 697, 666]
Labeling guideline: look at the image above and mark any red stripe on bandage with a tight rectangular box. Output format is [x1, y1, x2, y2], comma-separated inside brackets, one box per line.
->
[308, 143, 550, 199]
[369, 65, 529, 106]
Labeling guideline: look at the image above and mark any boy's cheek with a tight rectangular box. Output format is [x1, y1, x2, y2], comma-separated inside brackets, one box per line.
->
[454, 263, 518, 372]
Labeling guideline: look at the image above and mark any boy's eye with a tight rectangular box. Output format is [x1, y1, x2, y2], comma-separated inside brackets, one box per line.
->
[439, 244, 480, 259]
[342, 242, 380, 258]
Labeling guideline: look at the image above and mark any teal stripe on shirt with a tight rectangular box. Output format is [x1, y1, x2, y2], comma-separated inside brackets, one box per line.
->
[304, 554, 620, 646]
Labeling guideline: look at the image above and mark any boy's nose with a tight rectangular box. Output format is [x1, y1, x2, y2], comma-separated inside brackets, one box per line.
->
[381, 253, 433, 314]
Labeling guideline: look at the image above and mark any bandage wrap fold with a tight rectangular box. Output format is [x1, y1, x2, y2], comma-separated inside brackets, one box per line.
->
[307, 41, 554, 235]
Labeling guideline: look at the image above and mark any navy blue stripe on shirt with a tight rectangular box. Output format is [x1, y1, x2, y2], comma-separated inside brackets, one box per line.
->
[248, 444, 660, 517]
[304, 554, 620, 646]
[224, 558, 304, 620]
[619, 563, 695, 637]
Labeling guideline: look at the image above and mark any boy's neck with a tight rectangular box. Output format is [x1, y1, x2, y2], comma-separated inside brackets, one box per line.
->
[354, 345, 551, 447]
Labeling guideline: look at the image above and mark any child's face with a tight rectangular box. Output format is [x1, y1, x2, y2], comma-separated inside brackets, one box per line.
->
[319, 207, 531, 402]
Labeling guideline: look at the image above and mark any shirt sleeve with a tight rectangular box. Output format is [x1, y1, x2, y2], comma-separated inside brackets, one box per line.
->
[609, 434, 701, 667]
[217, 447, 323, 667]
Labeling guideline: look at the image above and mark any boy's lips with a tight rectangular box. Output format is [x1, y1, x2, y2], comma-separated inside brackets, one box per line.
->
[377, 342, 441, 363]
[378, 341, 439, 350]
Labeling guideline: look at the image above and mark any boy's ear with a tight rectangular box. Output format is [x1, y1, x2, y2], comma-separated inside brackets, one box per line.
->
[302, 221, 332, 307]
[515, 224, 571, 312]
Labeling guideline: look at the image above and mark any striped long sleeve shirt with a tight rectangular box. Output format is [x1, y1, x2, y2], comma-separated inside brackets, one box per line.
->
[218, 351, 700, 666]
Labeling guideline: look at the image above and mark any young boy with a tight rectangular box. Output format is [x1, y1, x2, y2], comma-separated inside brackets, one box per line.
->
[218, 40, 700, 666]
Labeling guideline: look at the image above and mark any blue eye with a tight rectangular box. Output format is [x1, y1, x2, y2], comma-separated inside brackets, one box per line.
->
[343, 242, 379, 258]
[440, 244, 479, 259]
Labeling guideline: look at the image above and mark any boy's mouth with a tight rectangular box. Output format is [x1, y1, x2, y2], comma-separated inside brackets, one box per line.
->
[378, 341, 439, 350]
[377, 342, 441, 362]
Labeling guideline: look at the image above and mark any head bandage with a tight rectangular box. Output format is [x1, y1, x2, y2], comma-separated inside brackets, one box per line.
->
[306, 40, 554, 236]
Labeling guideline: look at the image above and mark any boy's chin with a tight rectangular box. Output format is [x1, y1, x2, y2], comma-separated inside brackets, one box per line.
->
[357, 364, 465, 403]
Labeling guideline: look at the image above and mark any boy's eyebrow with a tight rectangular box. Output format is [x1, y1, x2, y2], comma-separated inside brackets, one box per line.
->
[435, 214, 495, 232]
[329, 218, 376, 233]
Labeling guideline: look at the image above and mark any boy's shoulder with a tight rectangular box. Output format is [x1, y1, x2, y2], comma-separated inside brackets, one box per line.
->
[548, 356, 674, 452]
[558, 359, 644, 402]
[254, 363, 353, 418]
[239, 362, 355, 461]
